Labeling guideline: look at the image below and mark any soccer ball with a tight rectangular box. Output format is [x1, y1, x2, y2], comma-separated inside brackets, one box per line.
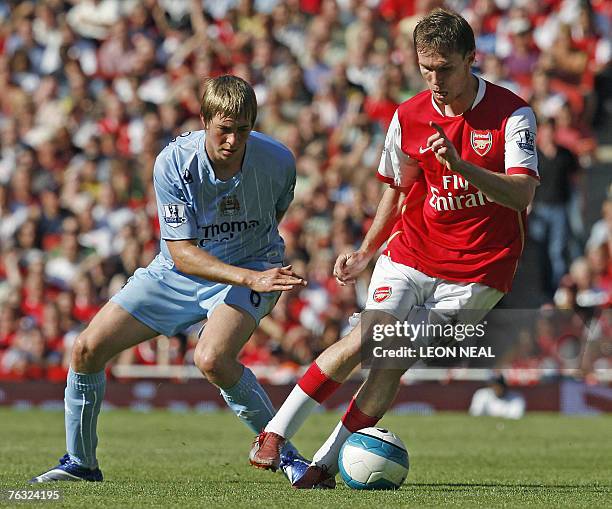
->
[338, 427, 409, 490]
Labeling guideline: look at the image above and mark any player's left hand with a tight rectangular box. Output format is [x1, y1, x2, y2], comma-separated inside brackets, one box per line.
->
[246, 265, 307, 293]
[333, 250, 371, 286]
[427, 121, 461, 171]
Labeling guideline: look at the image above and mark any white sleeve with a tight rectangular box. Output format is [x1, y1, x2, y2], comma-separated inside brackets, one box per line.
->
[504, 106, 539, 179]
[377, 110, 421, 189]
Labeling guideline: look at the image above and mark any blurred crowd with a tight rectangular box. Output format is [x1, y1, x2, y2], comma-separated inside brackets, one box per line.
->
[0, 0, 610, 383]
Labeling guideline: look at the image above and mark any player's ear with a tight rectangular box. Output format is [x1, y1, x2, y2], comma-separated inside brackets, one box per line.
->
[465, 50, 476, 68]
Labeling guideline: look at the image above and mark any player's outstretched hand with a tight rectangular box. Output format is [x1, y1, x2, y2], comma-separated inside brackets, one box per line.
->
[247, 265, 307, 293]
[427, 121, 461, 170]
[333, 250, 371, 286]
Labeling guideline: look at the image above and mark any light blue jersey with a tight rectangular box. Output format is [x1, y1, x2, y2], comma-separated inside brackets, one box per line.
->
[111, 130, 296, 335]
[154, 130, 295, 269]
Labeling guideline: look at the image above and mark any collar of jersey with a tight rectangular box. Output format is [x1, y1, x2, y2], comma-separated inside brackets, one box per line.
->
[198, 132, 252, 184]
[430, 75, 486, 118]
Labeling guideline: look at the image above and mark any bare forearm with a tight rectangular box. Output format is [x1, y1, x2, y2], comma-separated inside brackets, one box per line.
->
[171, 243, 254, 286]
[453, 160, 536, 211]
[360, 187, 405, 257]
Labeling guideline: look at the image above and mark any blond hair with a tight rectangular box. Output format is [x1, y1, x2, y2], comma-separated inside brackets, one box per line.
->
[200, 75, 257, 127]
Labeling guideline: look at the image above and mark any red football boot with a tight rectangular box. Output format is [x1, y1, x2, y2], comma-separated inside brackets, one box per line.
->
[249, 431, 285, 471]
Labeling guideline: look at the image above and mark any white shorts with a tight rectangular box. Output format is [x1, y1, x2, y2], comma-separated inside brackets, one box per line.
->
[365, 255, 504, 325]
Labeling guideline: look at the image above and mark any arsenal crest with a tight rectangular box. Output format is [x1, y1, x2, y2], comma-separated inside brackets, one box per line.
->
[470, 130, 493, 157]
[218, 194, 241, 216]
[373, 286, 392, 303]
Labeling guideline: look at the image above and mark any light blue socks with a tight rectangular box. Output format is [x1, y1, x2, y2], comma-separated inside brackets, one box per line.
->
[220, 366, 298, 456]
[64, 368, 106, 468]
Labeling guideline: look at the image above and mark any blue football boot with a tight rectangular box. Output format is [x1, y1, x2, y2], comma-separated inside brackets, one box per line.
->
[280, 451, 336, 489]
[29, 454, 103, 483]
[279, 449, 311, 484]
[291, 464, 336, 489]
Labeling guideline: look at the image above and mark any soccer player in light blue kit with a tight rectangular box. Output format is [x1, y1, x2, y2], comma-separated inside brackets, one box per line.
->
[31, 75, 308, 483]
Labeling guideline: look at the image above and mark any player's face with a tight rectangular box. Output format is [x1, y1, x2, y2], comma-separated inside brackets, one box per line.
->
[417, 50, 475, 107]
[203, 114, 252, 168]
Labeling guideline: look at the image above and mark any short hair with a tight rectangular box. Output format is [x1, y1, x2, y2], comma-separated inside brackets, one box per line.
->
[413, 9, 475, 58]
[200, 75, 257, 128]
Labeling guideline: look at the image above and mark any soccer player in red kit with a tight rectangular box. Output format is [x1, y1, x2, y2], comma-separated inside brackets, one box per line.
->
[250, 9, 539, 488]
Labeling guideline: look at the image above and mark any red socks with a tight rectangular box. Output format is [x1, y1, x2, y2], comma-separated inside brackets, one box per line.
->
[296, 363, 379, 433]
[297, 362, 341, 404]
[341, 398, 379, 433]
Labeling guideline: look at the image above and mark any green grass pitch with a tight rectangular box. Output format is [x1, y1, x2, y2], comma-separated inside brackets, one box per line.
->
[1, 409, 611, 508]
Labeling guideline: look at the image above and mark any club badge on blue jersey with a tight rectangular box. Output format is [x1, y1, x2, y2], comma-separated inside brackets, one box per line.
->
[219, 194, 241, 216]
[163, 204, 187, 227]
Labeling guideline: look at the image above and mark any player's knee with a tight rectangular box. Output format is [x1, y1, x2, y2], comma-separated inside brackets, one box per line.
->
[71, 329, 108, 372]
[194, 347, 227, 383]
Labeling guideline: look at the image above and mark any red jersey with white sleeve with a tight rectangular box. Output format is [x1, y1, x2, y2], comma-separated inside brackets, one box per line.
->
[377, 77, 539, 293]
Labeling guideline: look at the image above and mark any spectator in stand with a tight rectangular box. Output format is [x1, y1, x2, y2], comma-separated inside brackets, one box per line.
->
[479, 53, 519, 94]
[503, 17, 539, 85]
[21, 263, 46, 325]
[0, 119, 19, 183]
[363, 74, 400, 131]
[560, 255, 609, 309]
[44, 216, 90, 290]
[41, 302, 65, 357]
[39, 186, 69, 248]
[66, 0, 121, 41]
[570, 4, 608, 112]
[530, 118, 579, 298]
[93, 182, 136, 237]
[554, 101, 597, 166]
[586, 242, 612, 299]
[97, 18, 137, 80]
[0, 317, 46, 380]
[0, 303, 20, 352]
[72, 274, 101, 324]
[527, 68, 568, 121]
[586, 186, 612, 252]
[540, 23, 588, 88]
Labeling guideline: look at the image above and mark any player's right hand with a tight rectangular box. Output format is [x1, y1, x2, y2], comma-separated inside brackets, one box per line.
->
[246, 265, 307, 293]
[333, 251, 371, 286]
